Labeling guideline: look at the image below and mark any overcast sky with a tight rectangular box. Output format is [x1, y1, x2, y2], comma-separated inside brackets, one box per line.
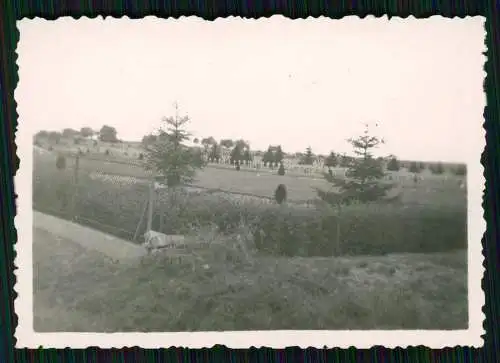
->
[17, 16, 485, 162]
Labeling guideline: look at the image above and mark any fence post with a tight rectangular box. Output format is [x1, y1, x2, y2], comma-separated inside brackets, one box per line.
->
[146, 179, 155, 231]
[71, 155, 80, 221]
[133, 198, 149, 242]
[336, 204, 342, 256]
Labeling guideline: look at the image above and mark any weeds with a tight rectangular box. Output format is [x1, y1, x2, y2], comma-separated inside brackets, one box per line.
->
[33, 227, 467, 331]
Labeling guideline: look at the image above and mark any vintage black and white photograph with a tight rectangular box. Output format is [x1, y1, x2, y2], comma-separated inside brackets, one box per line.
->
[15, 16, 485, 348]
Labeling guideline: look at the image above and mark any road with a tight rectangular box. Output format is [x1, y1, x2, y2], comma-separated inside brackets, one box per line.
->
[34, 211, 146, 262]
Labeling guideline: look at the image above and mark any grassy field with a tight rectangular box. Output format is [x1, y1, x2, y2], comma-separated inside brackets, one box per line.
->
[35, 146, 467, 206]
[33, 226, 467, 331]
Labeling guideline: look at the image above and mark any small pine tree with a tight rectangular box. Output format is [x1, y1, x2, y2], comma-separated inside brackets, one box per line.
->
[105, 149, 110, 156]
[386, 157, 400, 171]
[138, 152, 144, 160]
[144, 102, 203, 187]
[274, 184, 287, 204]
[56, 154, 66, 170]
[278, 162, 285, 175]
[316, 124, 394, 205]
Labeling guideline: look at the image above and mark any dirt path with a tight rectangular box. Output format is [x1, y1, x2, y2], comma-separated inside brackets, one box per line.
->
[33, 211, 146, 262]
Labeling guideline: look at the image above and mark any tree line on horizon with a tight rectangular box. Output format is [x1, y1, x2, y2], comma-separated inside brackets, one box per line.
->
[33, 118, 466, 177]
[34, 125, 120, 144]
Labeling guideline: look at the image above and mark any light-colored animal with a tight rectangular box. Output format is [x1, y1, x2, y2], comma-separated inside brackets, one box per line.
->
[142, 230, 210, 273]
[143, 230, 186, 254]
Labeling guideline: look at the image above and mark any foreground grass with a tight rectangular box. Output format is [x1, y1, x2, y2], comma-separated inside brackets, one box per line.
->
[34, 227, 468, 332]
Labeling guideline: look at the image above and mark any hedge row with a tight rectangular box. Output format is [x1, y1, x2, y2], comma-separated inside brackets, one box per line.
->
[33, 165, 467, 257]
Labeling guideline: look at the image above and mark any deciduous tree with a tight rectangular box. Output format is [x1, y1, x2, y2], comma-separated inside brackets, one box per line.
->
[99, 125, 118, 143]
[324, 152, 338, 168]
[409, 161, 421, 173]
[80, 127, 94, 138]
[48, 131, 62, 145]
[220, 139, 234, 149]
[301, 146, 314, 165]
[274, 145, 284, 164]
[262, 146, 274, 167]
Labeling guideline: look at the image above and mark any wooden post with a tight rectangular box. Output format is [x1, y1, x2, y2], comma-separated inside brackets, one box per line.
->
[159, 203, 164, 233]
[146, 179, 155, 231]
[133, 198, 149, 242]
[336, 204, 342, 256]
[71, 155, 80, 220]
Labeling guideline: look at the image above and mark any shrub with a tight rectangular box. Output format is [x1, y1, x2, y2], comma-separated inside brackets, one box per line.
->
[274, 184, 287, 204]
[55, 154, 66, 170]
[454, 164, 466, 176]
[386, 157, 400, 171]
[138, 153, 144, 160]
[105, 149, 110, 156]
[278, 163, 285, 175]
